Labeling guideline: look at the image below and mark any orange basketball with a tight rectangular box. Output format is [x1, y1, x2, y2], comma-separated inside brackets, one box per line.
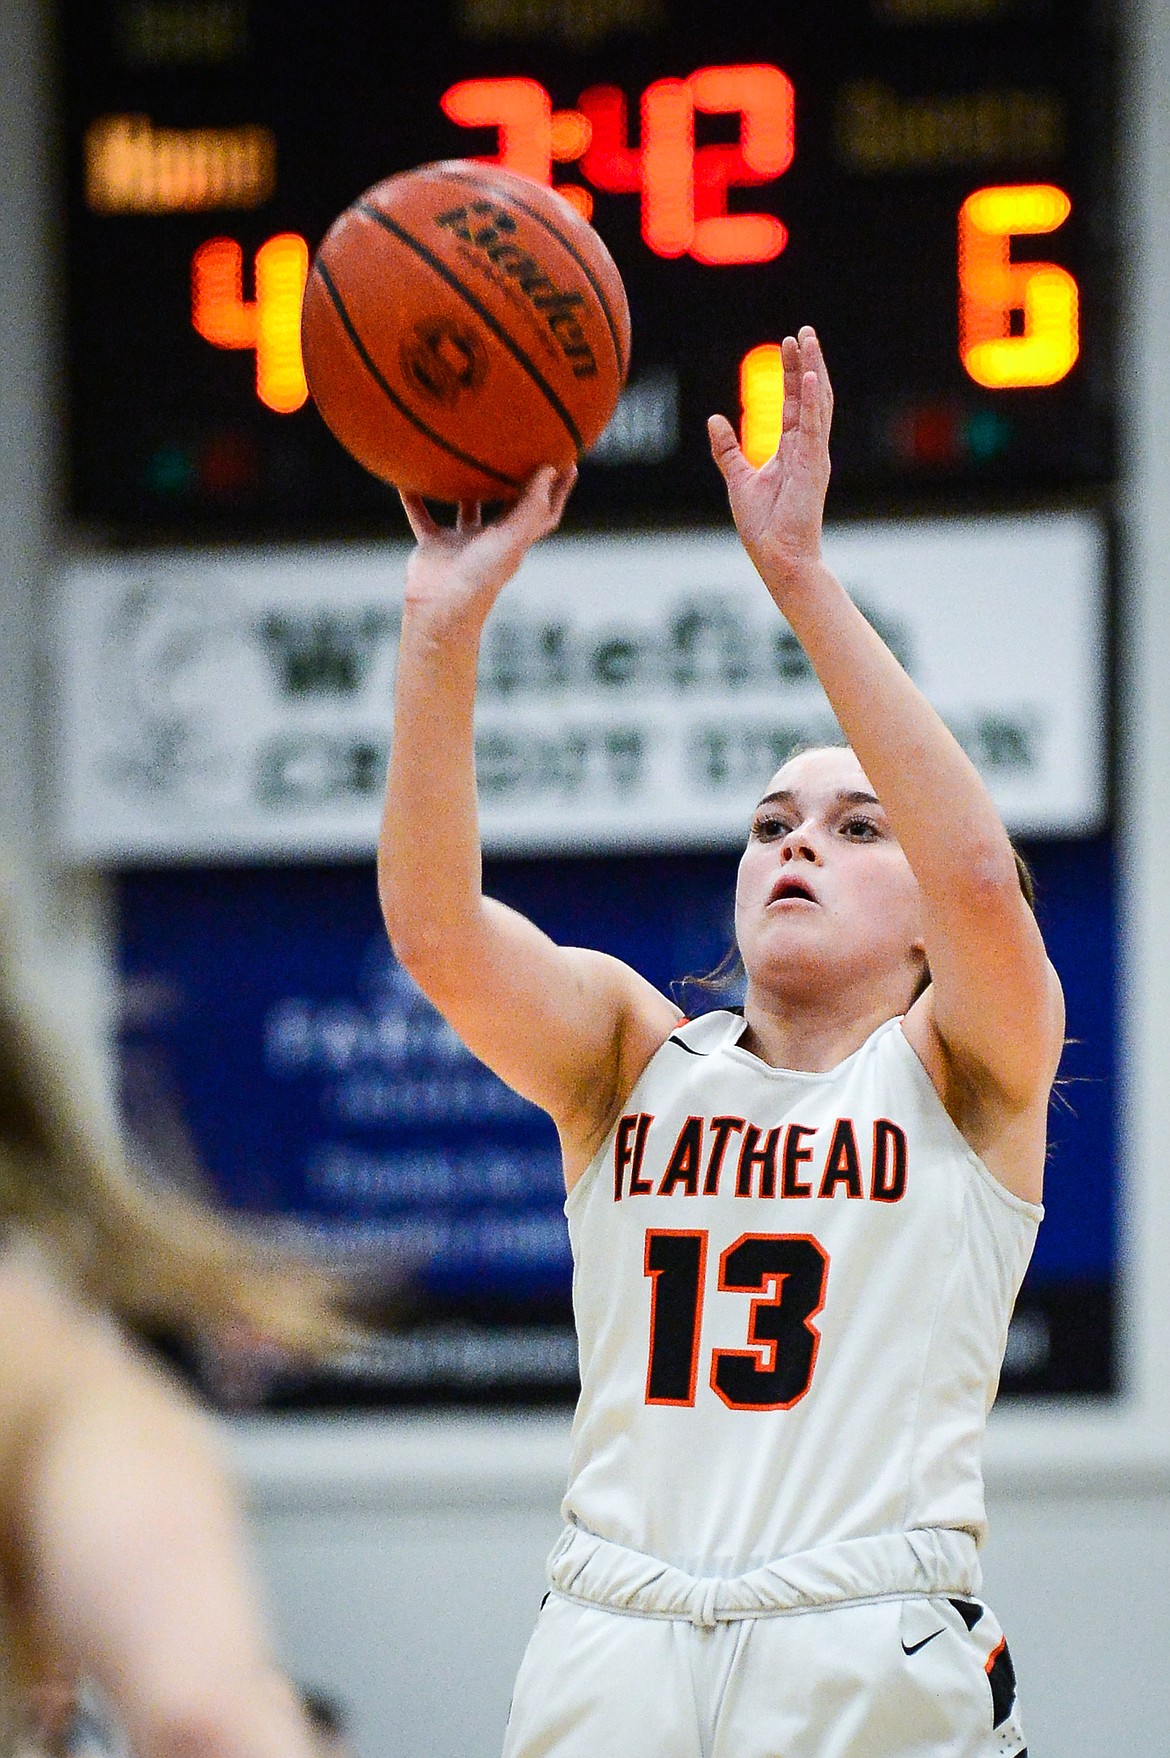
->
[301, 160, 631, 502]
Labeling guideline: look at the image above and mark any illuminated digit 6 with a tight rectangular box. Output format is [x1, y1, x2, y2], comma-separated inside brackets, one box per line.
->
[958, 184, 1079, 389]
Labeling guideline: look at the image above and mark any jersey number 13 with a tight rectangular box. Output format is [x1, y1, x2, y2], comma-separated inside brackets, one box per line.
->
[643, 1229, 829, 1411]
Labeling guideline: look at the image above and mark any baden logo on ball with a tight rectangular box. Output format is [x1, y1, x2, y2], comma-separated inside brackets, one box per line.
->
[433, 201, 601, 379]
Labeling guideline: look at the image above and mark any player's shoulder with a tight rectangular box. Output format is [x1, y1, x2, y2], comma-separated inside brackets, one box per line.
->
[557, 951, 679, 1187]
[558, 946, 679, 1035]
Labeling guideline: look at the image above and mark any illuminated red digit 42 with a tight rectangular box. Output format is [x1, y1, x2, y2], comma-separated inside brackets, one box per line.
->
[441, 65, 794, 265]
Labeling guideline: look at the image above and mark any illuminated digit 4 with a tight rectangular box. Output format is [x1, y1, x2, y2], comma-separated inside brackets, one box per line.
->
[958, 183, 1079, 388]
[191, 233, 309, 413]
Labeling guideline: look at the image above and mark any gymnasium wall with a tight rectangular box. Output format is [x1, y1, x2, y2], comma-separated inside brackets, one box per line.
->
[4, 2, 1170, 1756]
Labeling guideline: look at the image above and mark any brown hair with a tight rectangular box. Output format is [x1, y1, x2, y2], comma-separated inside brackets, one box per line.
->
[676, 745, 1039, 1013]
[0, 922, 344, 1356]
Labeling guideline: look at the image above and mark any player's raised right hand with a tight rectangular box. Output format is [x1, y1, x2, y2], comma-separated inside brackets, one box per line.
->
[709, 326, 833, 605]
[399, 464, 576, 633]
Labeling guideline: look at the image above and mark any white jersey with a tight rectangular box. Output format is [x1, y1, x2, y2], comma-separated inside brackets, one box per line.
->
[561, 1010, 1041, 1580]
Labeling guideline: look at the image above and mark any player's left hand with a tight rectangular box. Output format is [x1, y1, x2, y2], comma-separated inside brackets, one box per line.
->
[708, 326, 833, 598]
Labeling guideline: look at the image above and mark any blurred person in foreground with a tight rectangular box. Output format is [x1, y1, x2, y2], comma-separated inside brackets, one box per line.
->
[0, 908, 345, 1758]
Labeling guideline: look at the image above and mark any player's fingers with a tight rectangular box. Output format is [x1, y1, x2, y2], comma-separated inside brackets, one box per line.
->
[798, 369, 823, 442]
[708, 414, 754, 486]
[399, 492, 439, 544]
[546, 464, 577, 526]
[794, 331, 825, 436]
[781, 335, 803, 433]
[800, 326, 834, 429]
[457, 500, 482, 533]
[531, 464, 561, 512]
[526, 464, 558, 499]
[500, 466, 559, 540]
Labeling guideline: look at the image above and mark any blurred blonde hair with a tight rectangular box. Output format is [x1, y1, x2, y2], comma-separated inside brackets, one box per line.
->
[0, 917, 345, 1357]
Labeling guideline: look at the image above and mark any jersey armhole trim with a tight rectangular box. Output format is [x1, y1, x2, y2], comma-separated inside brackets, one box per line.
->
[893, 1024, 1044, 1222]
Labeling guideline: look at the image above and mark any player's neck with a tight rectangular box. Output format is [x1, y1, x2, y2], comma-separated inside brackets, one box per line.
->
[739, 983, 906, 1074]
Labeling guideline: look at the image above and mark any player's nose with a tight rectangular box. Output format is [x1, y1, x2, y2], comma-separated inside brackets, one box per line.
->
[779, 825, 821, 864]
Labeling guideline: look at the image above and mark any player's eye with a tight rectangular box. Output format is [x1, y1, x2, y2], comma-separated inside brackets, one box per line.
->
[751, 813, 791, 841]
[840, 816, 880, 840]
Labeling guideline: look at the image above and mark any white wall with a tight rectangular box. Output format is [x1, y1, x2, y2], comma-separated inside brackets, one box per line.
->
[236, 1419, 566, 1758]
[985, 1480, 1170, 1750]
[231, 1416, 1170, 1758]
[6, 0, 1170, 1754]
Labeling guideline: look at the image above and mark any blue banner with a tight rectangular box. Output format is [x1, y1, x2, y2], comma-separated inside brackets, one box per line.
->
[117, 838, 1115, 1402]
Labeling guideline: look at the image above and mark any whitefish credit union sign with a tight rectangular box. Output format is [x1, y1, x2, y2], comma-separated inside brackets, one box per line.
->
[57, 512, 1107, 862]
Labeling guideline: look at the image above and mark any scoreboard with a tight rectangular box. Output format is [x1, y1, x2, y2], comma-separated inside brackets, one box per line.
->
[61, 0, 1116, 534]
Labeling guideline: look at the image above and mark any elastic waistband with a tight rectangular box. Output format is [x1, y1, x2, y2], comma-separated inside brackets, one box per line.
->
[547, 1525, 982, 1628]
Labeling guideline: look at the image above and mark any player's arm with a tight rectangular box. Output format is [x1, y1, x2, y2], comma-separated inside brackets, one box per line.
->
[709, 331, 1064, 1175]
[0, 1249, 315, 1758]
[378, 472, 678, 1164]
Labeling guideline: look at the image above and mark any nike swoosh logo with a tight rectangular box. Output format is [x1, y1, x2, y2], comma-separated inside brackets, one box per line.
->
[902, 1629, 945, 1655]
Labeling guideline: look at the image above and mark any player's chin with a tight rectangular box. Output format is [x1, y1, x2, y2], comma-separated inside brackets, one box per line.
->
[754, 905, 827, 947]
[743, 924, 830, 985]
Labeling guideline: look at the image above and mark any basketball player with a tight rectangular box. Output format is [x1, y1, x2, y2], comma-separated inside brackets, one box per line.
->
[0, 909, 343, 1758]
[381, 327, 1060, 1757]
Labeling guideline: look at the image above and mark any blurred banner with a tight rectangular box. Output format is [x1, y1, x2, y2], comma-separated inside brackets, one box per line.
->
[60, 513, 1107, 862]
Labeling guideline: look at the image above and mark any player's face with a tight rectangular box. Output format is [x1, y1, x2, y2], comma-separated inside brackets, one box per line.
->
[734, 747, 926, 1007]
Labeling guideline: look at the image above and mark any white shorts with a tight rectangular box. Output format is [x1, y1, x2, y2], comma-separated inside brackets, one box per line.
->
[501, 1528, 1027, 1758]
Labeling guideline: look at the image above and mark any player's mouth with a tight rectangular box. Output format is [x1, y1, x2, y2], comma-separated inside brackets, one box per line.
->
[767, 874, 819, 907]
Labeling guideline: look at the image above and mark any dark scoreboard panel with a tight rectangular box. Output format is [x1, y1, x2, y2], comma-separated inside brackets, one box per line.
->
[62, 0, 1116, 536]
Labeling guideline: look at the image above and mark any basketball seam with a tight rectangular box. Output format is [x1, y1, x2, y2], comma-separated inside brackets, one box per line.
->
[310, 259, 522, 492]
[430, 167, 629, 383]
[356, 203, 585, 453]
